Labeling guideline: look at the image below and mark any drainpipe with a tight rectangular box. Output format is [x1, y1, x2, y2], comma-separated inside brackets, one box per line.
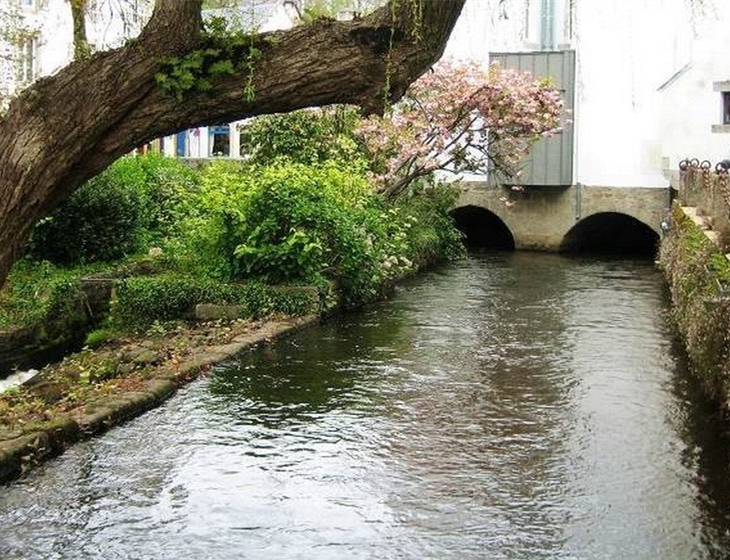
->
[575, 182, 582, 221]
[541, 0, 555, 50]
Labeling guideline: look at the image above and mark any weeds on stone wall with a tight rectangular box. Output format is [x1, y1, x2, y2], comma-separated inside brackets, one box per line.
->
[0, 261, 95, 331]
[659, 203, 730, 403]
[111, 276, 317, 332]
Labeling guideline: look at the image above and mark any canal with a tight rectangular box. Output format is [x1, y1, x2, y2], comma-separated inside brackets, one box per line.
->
[1, 253, 730, 559]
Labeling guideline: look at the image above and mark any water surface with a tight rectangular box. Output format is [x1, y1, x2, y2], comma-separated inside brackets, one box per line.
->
[1, 253, 729, 559]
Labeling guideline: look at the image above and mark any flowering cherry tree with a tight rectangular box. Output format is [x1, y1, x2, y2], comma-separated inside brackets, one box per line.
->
[358, 60, 565, 198]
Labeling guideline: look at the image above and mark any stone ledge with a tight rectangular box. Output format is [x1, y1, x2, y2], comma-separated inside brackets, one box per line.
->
[680, 206, 720, 245]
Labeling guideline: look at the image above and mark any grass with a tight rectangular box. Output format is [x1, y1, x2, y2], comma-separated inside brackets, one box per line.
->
[0, 259, 113, 330]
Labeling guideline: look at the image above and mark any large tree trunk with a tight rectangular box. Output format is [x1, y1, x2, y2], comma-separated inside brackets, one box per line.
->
[0, 0, 465, 287]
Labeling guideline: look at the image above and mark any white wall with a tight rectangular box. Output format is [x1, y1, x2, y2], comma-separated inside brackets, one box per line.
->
[571, 0, 677, 187]
[0, 0, 149, 102]
[657, 3, 730, 169]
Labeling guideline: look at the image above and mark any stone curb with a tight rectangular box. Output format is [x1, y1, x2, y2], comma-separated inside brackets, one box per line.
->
[0, 314, 319, 485]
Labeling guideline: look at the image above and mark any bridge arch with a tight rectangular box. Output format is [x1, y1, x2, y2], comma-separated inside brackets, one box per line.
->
[450, 205, 515, 250]
[560, 212, 659, 256]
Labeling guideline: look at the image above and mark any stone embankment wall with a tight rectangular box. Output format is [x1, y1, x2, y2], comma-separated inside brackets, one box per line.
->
[659, 161, 730, 408]
[0, 278, 109, 377]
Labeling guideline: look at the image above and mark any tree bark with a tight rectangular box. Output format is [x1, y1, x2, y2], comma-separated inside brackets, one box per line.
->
[70, 0, 89, 60]
[0, 0, 465, 287]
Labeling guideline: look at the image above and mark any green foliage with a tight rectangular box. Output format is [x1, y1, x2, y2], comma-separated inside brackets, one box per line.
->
[28, 154, 200, 266]
[182, 162, 380, 301]
[395, 182, 466, 265]
[659, 203, 730, 397]
[177, 161, 463, 306]
[84, 327, 120, 348]
[133, 153, 202, 247]
[238, 106, 368, 168]
[29, 159, 148, 264]
[155, 17, 263, 102]
[112, 276, 316, 331]
[11, 123, 465, 335]
[0, 259, 102, 330]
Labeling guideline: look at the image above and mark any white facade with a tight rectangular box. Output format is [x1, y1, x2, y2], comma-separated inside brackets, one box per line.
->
[0, 0, 150, 109]
[445, 0, 730, 188]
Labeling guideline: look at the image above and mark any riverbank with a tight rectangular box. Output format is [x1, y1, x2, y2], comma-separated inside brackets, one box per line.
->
[0, 314, 318, 484]
[659, 202, 730, 412]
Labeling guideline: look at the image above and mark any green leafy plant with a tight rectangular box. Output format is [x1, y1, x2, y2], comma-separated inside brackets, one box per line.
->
[177, 160, 463, 306]
[238, 106, 367, 168]
[155, 16, 264, 102]
[29, 158, 148, 264]
[111, 276, 317, 331]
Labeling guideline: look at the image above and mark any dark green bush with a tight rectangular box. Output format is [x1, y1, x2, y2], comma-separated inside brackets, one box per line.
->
[28, 154, 200, 266]
[29, 158, 148, 264]
[112, 276, 317, 331]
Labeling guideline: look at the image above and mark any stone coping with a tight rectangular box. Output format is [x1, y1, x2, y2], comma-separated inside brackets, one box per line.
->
[0, 314, 318, 485]
[681, 206, 728, 256]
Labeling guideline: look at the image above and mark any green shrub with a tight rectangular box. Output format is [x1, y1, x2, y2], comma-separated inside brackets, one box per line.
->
[112, 276, 317, 331]
[180, 162, 402, 303]
[29, 158, 148, 264]
[397, 182, 466, 266]
[28, 154, 200, 266]
[238, 106, 368, 170]
[177, 161, 465, 306]
[135, 153, 201, 247]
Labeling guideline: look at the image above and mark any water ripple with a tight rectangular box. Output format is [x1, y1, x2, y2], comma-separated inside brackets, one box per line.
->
[1, 253, 730, 559]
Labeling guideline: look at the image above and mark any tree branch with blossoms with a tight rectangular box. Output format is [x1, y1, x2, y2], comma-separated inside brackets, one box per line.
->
[357, 60, 565, 198]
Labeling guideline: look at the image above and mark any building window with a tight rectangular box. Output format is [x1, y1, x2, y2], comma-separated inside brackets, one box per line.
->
[712, 82, 730, 133]
[524, 0, 571, 50]
[209, 125, 230, 157]
[15, 36, 37, 84]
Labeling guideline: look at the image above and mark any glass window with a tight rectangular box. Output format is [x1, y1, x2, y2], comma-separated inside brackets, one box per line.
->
[209, 125, 230, 157]
[15, 37, 37, 83]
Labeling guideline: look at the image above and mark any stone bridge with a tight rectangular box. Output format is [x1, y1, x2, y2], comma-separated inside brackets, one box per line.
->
[452, 182, 672, 254]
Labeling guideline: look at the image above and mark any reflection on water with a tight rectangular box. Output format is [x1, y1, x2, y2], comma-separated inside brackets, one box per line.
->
[1, 253, 730, 559]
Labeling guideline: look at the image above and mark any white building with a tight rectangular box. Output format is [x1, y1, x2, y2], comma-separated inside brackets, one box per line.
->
[445, 0, 730, 188]
[0, 0, 150, 110]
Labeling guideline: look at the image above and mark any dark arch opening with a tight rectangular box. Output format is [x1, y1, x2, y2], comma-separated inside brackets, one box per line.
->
[450, 205, 515, 250]
[560, 212, 659, 257]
